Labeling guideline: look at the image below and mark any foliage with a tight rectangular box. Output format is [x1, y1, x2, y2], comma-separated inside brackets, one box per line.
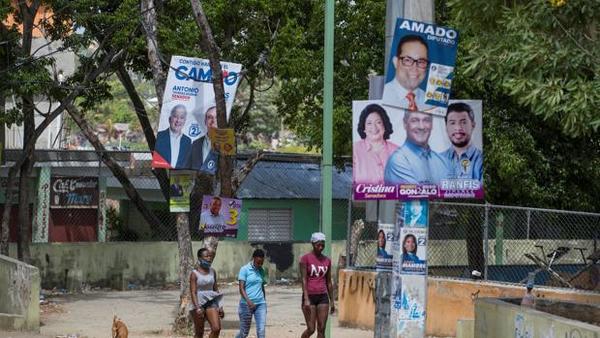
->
[442, 0, 600, 211]
[447, 0, 600, 136]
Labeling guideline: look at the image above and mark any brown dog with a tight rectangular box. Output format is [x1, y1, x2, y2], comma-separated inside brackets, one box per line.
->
[112, 315, 129, 338]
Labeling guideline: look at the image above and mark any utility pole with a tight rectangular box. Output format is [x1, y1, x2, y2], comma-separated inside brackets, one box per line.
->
[322, 0, 334, 337]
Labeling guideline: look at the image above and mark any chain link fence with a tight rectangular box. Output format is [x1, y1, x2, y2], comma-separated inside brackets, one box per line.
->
[346, 200, 600, 289]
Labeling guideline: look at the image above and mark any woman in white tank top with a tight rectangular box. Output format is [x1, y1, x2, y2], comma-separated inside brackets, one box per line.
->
[190, 248, 224, 337]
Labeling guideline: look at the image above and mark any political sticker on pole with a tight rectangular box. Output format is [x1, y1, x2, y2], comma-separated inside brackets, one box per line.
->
[352, 100, 483, 200]
[169, 171, 193, 212]
[199, 195, 242, 238]
[152, 55, 242, 171]
[382, 18, 459, 116]
[208, 128, 236, 155]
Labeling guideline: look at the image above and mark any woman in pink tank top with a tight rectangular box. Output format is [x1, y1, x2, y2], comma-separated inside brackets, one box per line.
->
[299, 232, 335, 338]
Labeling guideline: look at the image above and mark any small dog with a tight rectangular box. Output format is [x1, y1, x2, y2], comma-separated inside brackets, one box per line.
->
[112, 315, 129, 338]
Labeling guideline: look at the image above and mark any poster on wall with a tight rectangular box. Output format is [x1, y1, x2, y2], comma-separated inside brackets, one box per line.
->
[169, 171, 194, 212]
[393, 274, 427, 338]
[352, 100, 483, 200]
[383, 18, 459, 116]
[376, 223, 395, 271]
[151, 55, 242, 172]
[50, 177, 99, 208]
[199, 195, 242, 238]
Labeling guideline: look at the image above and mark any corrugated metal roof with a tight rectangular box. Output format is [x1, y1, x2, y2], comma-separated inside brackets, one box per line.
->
[236, 161, 352, 199]
[105, 160, 352, 200]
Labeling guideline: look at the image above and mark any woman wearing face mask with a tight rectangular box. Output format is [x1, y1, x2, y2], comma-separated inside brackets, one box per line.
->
[300, 232, 335, 338]
[189, 248, 224, 338]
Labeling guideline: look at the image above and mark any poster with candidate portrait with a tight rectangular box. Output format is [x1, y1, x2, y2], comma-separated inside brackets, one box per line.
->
[376, 223, 395, 272]
[352, 100, 483, 200]
[169, 171, 193, 212]
[152, 56, 242, 172]
[399, 227, 427, 275]
[200, 195, 242, 238]
[383, 18, 459, 116]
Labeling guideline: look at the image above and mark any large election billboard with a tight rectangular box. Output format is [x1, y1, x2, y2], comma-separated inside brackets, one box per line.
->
[151, 56, 242, 172]
[352, 100, 483, 200]
[383, 18, 458, 116]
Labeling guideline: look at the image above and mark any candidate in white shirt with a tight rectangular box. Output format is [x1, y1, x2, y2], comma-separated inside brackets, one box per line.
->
[200, 196, 226, 234]
[382, 34, 434, 113]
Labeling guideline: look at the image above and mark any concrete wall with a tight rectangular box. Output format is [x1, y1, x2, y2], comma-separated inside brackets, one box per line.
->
[337, 270, 600, 337]
[474, 298, 600, 338]
[338, 269, 377, 329]
[8, 241, 347, 289]
[0, 255, 40, 331]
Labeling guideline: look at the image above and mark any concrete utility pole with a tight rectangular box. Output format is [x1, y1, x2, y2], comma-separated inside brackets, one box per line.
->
[374, 1, 435, 338]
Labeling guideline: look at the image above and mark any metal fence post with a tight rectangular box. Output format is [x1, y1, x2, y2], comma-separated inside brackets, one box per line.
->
[483, 203, 490, 280]
[526, 209, 531, 240]
[346, 187, 352, 267]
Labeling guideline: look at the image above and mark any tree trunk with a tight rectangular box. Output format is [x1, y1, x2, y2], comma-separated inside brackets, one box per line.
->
[141, 0, 166, 107]
[116, 65, 170, 200]
[16, 0, 42, 263]
[64, 103, 163, 231]
[0, 166, 17, 256]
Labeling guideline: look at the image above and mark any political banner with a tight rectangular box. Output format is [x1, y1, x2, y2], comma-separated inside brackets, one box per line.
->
[383, 18, 459, 116]
[199, 195, 242, 238]
[208, 128, 236, 155]
[352, 100, 483, 200]
[376, 223, 395, 272]
[152, 55, 242, 172]
[169, 171, 193, 212]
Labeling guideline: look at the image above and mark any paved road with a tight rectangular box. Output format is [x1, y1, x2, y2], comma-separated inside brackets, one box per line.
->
[2, 285, 372, 338]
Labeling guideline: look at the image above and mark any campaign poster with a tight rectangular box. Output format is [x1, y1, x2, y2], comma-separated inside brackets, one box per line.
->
[402, 200, 428, 228]
[376, 223, 395, 271]
[382, 18, 459, 116]
[200, 195, 242, 238]
[208, 128, 236, 155]
[399, 227, 427, 275]
[169, 171, 193, 212]
[152, 55, 242, 172]
[352, 100, 483, 200]
[32, 167, 50, 243]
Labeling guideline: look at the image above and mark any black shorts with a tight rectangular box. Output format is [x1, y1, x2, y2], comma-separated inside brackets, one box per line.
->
[302, 293, 329, 307]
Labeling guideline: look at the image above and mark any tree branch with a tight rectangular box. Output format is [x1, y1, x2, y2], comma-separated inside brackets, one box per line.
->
[141, 0, 167, 106]
[232, 151, 264, 193]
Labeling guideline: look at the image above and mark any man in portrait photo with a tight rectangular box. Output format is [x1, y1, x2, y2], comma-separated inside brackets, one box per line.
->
[199, 196, 226, 233]
[154, 104, 191, 169]
[382, 35, 434, 113]
[384, 110, 448, 185]
[442, 102, 483, 181]
[186, 105, 218, 172]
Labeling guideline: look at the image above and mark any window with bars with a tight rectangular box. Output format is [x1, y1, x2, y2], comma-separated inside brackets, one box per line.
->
[247, 208, 293, 242]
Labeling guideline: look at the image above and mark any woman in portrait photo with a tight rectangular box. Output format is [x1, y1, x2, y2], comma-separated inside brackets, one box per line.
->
[353, 104, 398, 184]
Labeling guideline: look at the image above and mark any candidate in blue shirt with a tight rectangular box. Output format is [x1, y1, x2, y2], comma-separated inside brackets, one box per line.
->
[384, 110, 448, 185]
[441, 102, 483, 181]
[236, 249, 267, 338]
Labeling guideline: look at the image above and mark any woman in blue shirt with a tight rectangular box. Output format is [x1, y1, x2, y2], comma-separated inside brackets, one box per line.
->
[236, 249, 267, 338]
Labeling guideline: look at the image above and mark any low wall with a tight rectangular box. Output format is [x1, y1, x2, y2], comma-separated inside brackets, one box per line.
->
[0, 255, 40, 331]
[337, 269, 600, 337]
[8, 241, 346, 289]
[474, 298, 600, 338]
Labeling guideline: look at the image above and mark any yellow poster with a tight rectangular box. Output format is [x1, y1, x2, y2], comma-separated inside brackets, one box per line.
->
[208, 128, 236, 155]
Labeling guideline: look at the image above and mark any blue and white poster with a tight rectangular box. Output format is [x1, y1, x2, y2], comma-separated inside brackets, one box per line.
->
[382, 18, 459, 116]
[152, 56, 242, 171]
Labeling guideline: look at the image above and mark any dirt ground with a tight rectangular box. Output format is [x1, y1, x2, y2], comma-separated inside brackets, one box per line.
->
[2, 285, 373, 338]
